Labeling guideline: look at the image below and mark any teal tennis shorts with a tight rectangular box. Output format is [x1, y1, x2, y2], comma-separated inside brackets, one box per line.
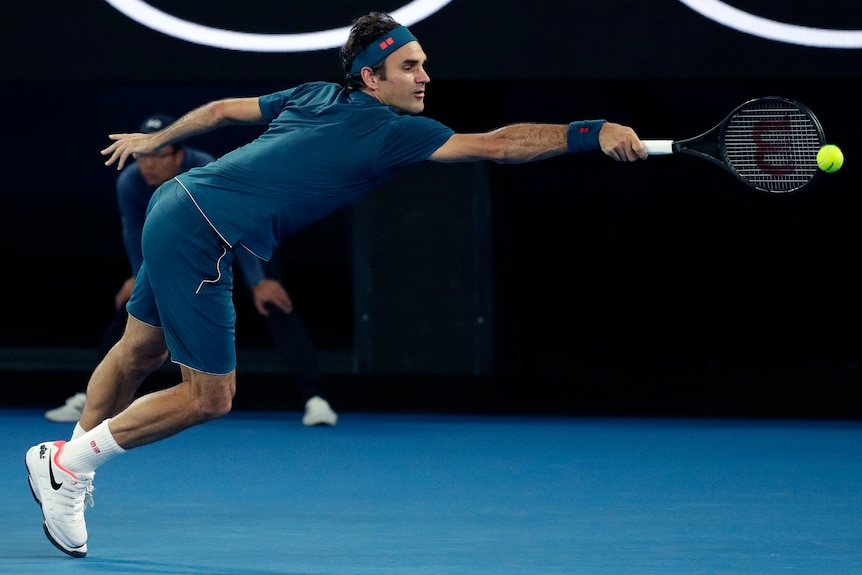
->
[127, 180, 237, 375]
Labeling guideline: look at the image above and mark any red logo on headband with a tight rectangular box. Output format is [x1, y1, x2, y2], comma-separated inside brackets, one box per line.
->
[379, 37, 395, 50]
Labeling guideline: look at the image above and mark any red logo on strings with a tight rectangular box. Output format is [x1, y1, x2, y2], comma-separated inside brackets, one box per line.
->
[753, 116, 794, 176]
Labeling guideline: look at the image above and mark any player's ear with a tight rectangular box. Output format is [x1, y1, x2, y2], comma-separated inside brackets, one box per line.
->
[360, 66, 378, 89]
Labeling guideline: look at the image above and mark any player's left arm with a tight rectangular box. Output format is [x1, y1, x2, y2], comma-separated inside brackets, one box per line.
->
[102, 97, 265, 170]
[428, 122, 645, 163]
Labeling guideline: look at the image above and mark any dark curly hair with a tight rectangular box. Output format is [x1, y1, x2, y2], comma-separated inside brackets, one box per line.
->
[340, 12, 401, 92]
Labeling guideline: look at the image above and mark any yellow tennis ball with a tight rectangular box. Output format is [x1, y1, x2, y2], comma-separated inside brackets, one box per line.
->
[817, 144, 844, 173]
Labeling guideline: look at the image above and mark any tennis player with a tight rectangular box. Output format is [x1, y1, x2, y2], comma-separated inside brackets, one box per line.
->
[25, 11, 647, 558]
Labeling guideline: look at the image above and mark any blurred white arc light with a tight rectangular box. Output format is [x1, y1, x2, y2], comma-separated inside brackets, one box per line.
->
[677, 0, 862, 48]
[102, 0, 455, 52]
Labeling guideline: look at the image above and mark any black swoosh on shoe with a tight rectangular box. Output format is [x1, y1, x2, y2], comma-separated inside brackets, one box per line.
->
[48, 458, 63, 490]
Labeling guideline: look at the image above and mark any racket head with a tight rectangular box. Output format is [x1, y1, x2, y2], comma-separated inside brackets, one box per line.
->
[718, 96, 826, 194]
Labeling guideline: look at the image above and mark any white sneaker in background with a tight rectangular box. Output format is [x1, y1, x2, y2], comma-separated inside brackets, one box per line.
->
[302, 396, 338, 426]
[45, 393, 87, 423]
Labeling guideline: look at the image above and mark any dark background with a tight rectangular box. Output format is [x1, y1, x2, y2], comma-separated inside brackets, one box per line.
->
[1, 1, 859, 417]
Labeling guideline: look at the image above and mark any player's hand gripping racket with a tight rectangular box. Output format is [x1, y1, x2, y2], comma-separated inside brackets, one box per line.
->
[643, 96, 825, 194]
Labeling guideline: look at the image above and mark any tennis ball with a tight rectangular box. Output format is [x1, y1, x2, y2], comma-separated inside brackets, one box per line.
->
[817, 144, 844, 173]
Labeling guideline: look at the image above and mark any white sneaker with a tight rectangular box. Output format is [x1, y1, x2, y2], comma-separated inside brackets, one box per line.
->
[25, 441, 94, 558]
[302, 396, 338, 426]
[45, 393, 87, 423]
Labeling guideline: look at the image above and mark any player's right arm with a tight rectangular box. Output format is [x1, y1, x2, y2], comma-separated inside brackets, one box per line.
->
[428, 122, 645, 164]
[101, 97, 265, 170]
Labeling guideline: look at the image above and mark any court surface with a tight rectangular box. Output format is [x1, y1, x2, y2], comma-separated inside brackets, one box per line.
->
[4, 408, 861, 575]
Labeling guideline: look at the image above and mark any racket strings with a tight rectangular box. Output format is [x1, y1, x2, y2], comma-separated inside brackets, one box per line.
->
[722, 103, 822, 193]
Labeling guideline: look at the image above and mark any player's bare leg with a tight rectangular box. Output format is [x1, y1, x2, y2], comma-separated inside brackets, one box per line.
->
[79, 314, 237, 448]
[79, 315, 170, 431]
[27, 315, 236, 558]
[105, 365, 236, 449]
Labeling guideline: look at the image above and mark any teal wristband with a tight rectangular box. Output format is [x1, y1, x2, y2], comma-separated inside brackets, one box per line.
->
[567, 120, 606, 154]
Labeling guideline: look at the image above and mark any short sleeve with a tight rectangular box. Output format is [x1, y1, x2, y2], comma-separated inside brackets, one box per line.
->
[375, 116, 454, 173]
[258, 89, 296, 121]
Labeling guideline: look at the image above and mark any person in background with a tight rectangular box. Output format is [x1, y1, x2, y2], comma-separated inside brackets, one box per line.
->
[27, 11, 645, 558]
[43, 113, 337, 427]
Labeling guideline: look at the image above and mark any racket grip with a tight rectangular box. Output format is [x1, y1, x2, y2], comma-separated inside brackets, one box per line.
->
[643, 140, 674, 155]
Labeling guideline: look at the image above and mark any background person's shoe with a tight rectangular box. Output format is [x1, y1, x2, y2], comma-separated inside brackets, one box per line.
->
[45, 393, 87, 422]
[302, 396, 338, 426]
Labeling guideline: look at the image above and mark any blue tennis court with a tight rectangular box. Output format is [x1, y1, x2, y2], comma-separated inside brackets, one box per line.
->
[4, 408, 861, 574]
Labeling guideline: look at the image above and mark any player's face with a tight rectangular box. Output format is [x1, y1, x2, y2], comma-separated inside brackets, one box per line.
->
[135, 146, 185, 186]
[376, 42, 430, 115]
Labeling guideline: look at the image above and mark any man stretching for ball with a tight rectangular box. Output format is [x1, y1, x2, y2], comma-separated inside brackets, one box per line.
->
[25, 11, 647, 558]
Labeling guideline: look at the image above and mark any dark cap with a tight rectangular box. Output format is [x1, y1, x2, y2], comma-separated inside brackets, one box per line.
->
[138, 113, 175, 134]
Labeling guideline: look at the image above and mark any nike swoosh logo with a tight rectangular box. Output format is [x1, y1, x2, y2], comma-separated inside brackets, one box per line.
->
[48, 458, 63, 490]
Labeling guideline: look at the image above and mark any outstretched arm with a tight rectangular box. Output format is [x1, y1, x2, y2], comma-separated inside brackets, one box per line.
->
[428, 121, 646, 164]
[101, 97, 265, 170]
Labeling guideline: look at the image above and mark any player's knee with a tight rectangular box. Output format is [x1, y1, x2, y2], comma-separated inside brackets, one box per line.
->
[191, 374, 236, 421]
[115, 329, 169, 373]
[142, 348, 170, 370]
[128, 347, 169, 374]
[196, 390, 234, 421]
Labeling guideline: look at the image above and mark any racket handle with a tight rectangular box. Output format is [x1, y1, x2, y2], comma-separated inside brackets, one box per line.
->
[643, 140, 674, 155]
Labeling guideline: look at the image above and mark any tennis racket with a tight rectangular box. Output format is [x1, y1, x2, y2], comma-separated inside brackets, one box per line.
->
[643, 96, 825, 194]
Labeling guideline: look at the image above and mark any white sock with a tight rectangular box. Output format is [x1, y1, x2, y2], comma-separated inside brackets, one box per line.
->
[71, 422, 86, 441]
[59, 419, 126, 474]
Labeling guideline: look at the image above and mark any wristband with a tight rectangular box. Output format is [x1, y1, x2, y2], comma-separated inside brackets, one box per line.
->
[567, 120, 606, 154]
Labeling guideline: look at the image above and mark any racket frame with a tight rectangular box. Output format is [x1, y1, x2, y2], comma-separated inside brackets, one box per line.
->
[644, 96, 826, 194]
